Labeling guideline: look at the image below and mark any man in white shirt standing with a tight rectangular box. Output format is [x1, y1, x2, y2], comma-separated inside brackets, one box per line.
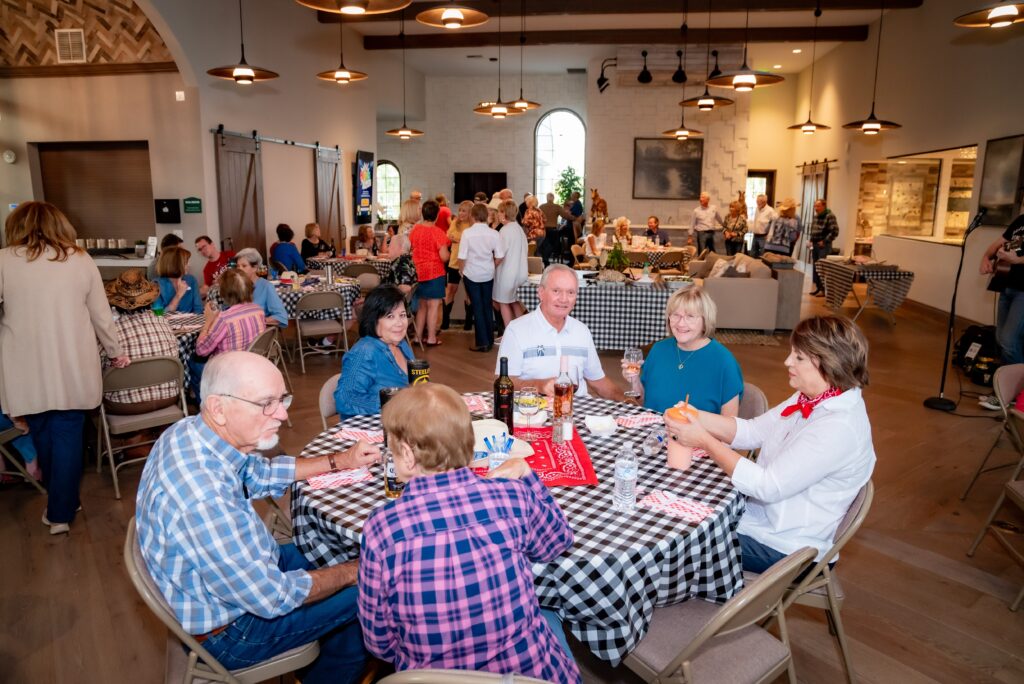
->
[691, 191, 724, 254]
[750, 194, 777, 257]
[458, 202, 506, 352]
[496, 264, 622, 400]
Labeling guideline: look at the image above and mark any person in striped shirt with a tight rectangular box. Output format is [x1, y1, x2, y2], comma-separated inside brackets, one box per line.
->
[358, 383, 580, 683]
[190, 269, 265, 397]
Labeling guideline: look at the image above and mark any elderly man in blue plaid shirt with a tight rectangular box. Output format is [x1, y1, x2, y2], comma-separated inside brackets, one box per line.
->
[136, 351, 380, 684]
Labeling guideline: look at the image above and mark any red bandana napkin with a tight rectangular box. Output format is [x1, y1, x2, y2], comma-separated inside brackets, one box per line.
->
[780, 387, 843, 419]
[471, 426, 599, 487]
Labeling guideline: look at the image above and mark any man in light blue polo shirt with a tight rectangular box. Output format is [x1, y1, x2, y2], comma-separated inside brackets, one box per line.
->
[496, 264, 622, 400]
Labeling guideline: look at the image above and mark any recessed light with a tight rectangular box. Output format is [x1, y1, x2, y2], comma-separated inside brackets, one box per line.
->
[773, 64, 782, 69]
[792, 48, 802, 54]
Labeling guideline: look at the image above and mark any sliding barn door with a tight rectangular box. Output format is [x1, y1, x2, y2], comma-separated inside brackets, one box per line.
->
[314, 147, 345, 248]
[798, 162, 829, 263]
[214, 132, 266, 256]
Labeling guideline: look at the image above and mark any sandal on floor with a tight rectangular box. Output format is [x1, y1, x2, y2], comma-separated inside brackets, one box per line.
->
[424, 339, 443, 347]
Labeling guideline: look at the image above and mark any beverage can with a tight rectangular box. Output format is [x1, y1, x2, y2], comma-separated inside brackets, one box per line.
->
[408, 359, 430, 385]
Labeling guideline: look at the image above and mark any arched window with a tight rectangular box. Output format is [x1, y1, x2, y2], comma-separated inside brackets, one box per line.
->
[534, 109, 586, 198]
[376, 161, 401, 221]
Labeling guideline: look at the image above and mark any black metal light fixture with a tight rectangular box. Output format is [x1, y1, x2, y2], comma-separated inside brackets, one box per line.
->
[294, 0, 412, 15]
[681, 2, 733, 111]
[663, 2, 699, 140]
[637, 50, 653, 84]
[787, 2, 830, 134]
[385, 13, 423, 140]
[207, 0, 278, 85]
[316, 18, 368, 84]
[672, 49, 687, 84]
[511, 0, 541, 111]
[843, 0, 901, 134]
[596, 58, 616, 93]
[954, 2, 1024, 27]
[706, 3, 784, 91]
[416, 5, 489, 29]
[663, 111, 702, 141]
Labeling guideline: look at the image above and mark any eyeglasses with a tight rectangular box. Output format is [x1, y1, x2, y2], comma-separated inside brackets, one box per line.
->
[669, 313, 702, 324]
[220, 393, 293, 416]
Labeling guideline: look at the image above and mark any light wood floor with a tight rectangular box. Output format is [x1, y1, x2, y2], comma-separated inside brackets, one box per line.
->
[2, 274, 1023, 684]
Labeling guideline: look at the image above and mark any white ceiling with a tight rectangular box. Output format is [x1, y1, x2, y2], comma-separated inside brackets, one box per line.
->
[349, 9, 878, 77]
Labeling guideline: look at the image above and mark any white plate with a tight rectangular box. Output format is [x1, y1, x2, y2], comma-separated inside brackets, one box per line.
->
[514, 409, 548, 426]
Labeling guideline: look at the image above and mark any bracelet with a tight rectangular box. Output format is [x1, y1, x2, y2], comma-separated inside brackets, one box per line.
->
[327, 453, 338, 472]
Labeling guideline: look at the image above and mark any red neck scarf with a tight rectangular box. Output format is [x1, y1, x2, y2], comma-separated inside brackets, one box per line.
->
[781, 387, 843, 419]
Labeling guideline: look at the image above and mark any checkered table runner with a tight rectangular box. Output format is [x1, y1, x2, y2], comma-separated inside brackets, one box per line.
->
[167, 314, 203, 389]
[516, 282, 673, 351]
[816, 260, 915, 315]
[209, 281, 360, 321]
[306, 257, 394, 282]
[292, 392, 743, 665]
[625, 248, 690, 269]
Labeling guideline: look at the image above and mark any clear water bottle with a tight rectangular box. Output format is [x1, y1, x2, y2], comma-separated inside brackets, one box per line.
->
[641, 428, 667, 458]
[613, 441, 639, 513]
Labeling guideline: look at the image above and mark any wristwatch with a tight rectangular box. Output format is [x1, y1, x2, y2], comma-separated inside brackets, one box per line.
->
[327, 453, 339, 472]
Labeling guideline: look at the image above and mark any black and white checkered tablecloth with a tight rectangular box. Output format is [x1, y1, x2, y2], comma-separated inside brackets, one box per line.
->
[307, 257, 394, 282]
[816, 260, 915, 316]
[291, 392, 743, 665]
[516, 282, 673, 351]
[167, 314, 203, 389]
[209, 280, 361, 321]
[624, 248, 690, 269]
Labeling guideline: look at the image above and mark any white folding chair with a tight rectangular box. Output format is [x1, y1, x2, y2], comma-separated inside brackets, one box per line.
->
[295, 291, 349, 374]
[124, 520, 318, 683]
[99, 357, 188, 499]
[961, 364, 1024, 500]
[246, 328, 293, 427]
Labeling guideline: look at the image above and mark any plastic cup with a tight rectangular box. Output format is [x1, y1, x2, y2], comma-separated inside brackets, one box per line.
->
[487, 451, 511, 472]
[152, 306, 164, 317]
[666, 439, 693, 471]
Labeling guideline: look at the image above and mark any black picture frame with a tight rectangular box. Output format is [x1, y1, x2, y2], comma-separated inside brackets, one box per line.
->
[632, 138, 704, 200]
[978, 134, 1024, 226]
[354, 150, 374, 224]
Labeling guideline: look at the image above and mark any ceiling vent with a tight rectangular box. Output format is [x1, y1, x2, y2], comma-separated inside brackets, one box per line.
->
[55, 29, 87, 64]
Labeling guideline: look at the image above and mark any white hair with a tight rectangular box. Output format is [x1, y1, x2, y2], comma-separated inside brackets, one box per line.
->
[539, 263, 576, 288]
[200, 351, 250, 404]
[235, 247, 263, 268]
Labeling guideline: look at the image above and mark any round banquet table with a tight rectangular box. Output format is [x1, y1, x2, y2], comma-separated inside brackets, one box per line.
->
[208, 278, 361, 322]
[306, 256, 394, 282]
[291, 391, 744, 665]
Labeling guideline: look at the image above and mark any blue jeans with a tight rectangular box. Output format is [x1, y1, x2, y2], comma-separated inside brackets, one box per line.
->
[811, 242, 831, 290]
[464, 276, 495, 348]
[750, 234, 767, 258]
[997, 287, 1024, 365]
[24, 410, 86, 524]
[540, 608, 572, 658]
[739, 534, 831, 580]
[202, 544, 366, 684]
[696, 231, 716, 254]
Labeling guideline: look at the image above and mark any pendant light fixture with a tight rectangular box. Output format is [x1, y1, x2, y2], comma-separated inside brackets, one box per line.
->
[385, 12, 423, 140]
[663, 3, 701, 141]
[637, 50, 654, 84]
[843, 0, 901, 135]
[511, 0, 541, 111]
[681, 0, 734, 111]
[207, 0, 278, 85]
[294, 0, 412, 15]
[473, 0, 521, 118]
[787, 2, 830, 134]
[706, 3, 784, 91]
[954, 2, 1024, 27]
[317, 18, 368, 84]
[417, 5, 489, 29]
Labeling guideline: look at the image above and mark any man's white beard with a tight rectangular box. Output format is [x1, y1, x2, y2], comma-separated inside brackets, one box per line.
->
[257, 434, 279, 451]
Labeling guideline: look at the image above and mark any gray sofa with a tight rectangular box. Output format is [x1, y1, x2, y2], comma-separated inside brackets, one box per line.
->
[687, 253, 803, 332]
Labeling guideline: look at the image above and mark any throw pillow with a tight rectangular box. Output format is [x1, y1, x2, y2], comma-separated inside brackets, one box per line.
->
[721, 265, 751, 278]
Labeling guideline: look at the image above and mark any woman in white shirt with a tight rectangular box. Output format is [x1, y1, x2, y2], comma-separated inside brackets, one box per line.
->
[584, 219, 607, 261]
[664, 315, 875, 572]
[493, 200, 528, 327]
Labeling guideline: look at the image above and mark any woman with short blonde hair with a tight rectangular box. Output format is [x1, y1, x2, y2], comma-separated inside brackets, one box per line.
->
[359, 384, 579, 682]
[622, 285, 742, 415]
[612, 216, 632, 245]
[723, 200, 748, 256]
[443, 200, 475, 330]
[665, 315, 875, 573]
[301, 221, 335, 260]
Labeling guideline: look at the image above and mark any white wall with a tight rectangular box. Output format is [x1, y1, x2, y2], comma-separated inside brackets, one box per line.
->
[748, 76, 799, 204]
[585, 58, 750, 225]
[377, 73, 588, 202]
[783, 0, 1024, 323]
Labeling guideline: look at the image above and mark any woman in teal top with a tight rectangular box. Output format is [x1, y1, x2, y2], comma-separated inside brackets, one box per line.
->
[623, 286, 743, 416]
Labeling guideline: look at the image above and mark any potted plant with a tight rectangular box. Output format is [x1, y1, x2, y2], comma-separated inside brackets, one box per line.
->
[604, 242, 629, 272]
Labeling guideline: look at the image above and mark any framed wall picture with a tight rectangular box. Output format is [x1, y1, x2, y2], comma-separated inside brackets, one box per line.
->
[354, 150, 374, 224]
[978, 134, 1024, 226]
[632, 138, 704, 200]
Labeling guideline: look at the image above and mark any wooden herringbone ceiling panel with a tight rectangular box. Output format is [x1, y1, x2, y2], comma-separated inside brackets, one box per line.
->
[0, 0, 173, 67]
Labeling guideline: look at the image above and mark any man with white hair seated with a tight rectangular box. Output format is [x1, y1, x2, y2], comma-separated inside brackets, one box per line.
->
[135, 352, 380, 684]
[234, 247, 289, 328]
[496, 264, 623, 400]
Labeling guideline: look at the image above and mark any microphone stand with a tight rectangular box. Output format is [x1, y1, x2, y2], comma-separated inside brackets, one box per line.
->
[924, 208, 988, 411]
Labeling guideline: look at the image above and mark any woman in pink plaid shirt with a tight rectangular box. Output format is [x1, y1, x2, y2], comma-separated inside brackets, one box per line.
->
[357, 384, 580, 682]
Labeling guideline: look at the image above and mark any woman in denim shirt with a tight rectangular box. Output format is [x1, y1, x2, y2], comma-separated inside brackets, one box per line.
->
[335, 286, 415, 418]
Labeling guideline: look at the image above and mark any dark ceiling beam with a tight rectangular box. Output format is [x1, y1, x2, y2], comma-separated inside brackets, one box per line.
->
[320, 0, 921, 22]
[362, 25, 868, 49]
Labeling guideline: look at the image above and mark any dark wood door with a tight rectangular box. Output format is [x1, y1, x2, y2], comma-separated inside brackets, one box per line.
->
[214, 133, 266, 256]
[314, 147, 345, 248]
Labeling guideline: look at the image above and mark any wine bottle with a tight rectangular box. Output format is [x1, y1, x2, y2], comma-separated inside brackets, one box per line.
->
[494, 357, 515, 433]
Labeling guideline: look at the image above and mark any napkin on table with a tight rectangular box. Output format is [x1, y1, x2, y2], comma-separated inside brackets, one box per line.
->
[332, 428, 384, 444]
[638, 490, 715, 523]
[463, 395, 490, 413]
[616, 414, 663, 429]
[306, 468, 373, 489]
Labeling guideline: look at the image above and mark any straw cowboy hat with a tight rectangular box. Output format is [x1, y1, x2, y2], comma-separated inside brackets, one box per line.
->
[104, 268, 159, 310]
[778, 197, 798, 217]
